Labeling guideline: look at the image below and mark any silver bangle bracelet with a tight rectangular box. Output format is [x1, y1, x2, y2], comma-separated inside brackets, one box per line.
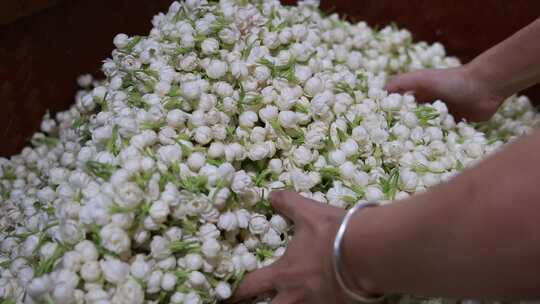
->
[332, 201, 385, 303]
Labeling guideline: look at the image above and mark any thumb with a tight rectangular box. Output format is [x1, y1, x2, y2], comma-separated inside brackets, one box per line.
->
[268, 190, 310, 223]
[227, 264, 278, 303]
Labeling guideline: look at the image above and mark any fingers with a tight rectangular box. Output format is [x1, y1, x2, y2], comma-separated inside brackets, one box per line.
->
[271, 293, 302, 304]
[384, 72, 421, 94]
[268, 190, 311, 222]
[271, 293, 294, 304]
[228, 264, 279, 303]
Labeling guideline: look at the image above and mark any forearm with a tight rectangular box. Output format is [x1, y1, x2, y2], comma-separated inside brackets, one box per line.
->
[343, 128, 540, 300]
[468, 17, 540, 99]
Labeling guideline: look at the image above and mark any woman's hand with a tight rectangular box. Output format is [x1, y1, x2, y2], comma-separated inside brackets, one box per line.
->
[228, 190, 356, 304]
[385, 65, 504, 122]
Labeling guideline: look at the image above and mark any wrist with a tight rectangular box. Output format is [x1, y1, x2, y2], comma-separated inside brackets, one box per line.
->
[464, 59, 509, 103]
[340, 206, 383, 296]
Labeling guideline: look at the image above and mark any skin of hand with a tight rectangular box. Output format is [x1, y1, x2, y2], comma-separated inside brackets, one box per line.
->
[228, 190, 358, 304]
[384, 65, 505, 122]
[386, 17, 540, 123]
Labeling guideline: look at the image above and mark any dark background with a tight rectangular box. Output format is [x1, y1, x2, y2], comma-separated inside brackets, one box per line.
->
[0, 0, 539, 157]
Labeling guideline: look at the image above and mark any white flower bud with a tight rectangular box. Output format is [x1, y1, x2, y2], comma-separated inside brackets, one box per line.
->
[340, 139, 359, 157]
[187, 152, 206, 172]
[81, 261, 101, 282]
[130, 255, 152, 279]
[207, 142, 225, 159]
[215, 281, 232, 300]
[329, 149, 346, 165]
[147, 270, 163, 294]
[231, 170, 252, 194]
[149, 200, 170, 223]
[181, 81, 201, 100]
[304, 76, 324, 96]
[270, 215, 289, 233]
[218, 212, 238, 231]
[201, 238, 221, 258]
[185, 253, 204, 271]
[248, 143, 269, 161]
[254, 65, 272, 82]
[278, 111, 298, 128]
[52, 283, 75, 304]
[262, 228, 282, 248]
[100, 258, 130, 284]
[150, 236, 171, 260]
[201, 38, 219, 55]
[75, 240, 98, 262]
[249, 214, 270, 235]
[268, 158, 283, 175]
[206, 59, 228, 79]
[194, 126, 213, 145]
[239, 111, 259, 128]
[352, 125, 369, 143]
[365, 186, 384, 201]
[113, 33, 130, 48]
[188, 271, 207, 287]
[167, 109, 187, 128]
[161, 272, 177, 291]
[259, 105, 279, 123]
[250, 127, 267, 143]
[241, 253, 258, 272]
[28, 276, 53, 299]
[380, 93, 402, 111]
[293, 146, 313, 166]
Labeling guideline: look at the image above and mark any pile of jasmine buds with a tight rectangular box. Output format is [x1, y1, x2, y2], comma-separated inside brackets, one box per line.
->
[0, 0, 539, 303]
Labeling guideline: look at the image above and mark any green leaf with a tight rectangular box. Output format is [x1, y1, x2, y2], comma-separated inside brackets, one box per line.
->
[379, 167, 400, 200]
[123, 36, 142, 53]
[36, 243, 67, 276]
[106, 125, 120, 156]
[85, 161, 116, 180]
[127, 91, 149, 110]
[31, 135, 59, 148]
[140, 120, 165, 131]
[178, 175, 208, 193]
[255, 246, 275, 260]
[335, 82, 356, 96]
[169, 240, 201, 254]
[415, 106, 439, 126]
[1, 166, 16, 181]
[0, 298, 16, 304]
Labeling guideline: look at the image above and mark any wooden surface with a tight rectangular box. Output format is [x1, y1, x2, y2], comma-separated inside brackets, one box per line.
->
[0, 0, 539, 157]
[0, 0, 60, 27]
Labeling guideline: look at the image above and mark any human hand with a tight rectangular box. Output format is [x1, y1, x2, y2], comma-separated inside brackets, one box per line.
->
[228, 191, 363, 304]
[385, 65, 505, 122]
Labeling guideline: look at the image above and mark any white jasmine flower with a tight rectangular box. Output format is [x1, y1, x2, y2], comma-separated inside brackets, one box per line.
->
[201, 238, 221, 258]
[278, 111, 298, 128]
[201, 38, 219, 55]
[206, 59, 228, 79]
[112, 279, 144, 304]
[193, 126, 213, 145]
[218, 212, 238, 231]
[231, 170, 252, 194]
[329, 149, 347, 166]
[215, 281, 232, 300]
[365, 185, 384, 201]
[262, 228, 282, 248]
[269, 214, 289, 233]
[249, 214, 270, 235]
[81, 261, 101, 282]
[100, 257, 130, 284]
